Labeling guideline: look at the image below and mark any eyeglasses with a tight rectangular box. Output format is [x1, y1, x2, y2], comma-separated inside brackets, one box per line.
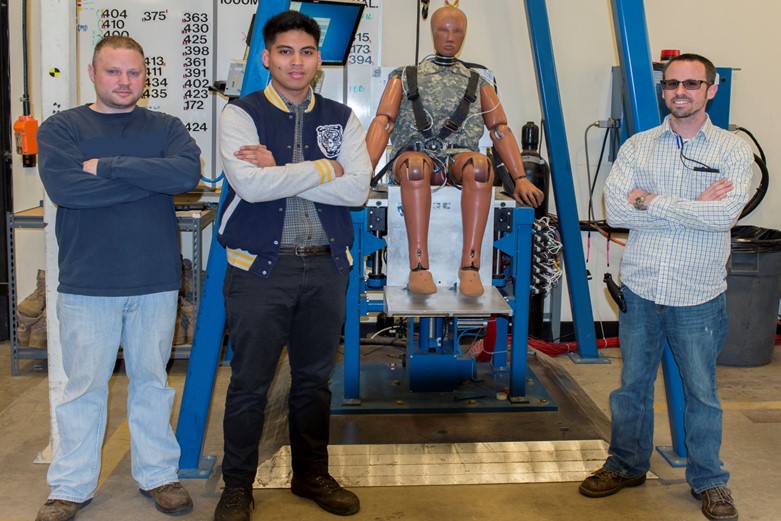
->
[660, 79, 711, 91]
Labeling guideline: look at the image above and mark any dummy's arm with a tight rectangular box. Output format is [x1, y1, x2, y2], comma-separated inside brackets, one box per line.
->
[481, 85, 544, 208]
[366, 77, 403, 169]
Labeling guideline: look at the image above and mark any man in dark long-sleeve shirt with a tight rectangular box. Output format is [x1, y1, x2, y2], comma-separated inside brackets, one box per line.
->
[35, 36, 201, 521]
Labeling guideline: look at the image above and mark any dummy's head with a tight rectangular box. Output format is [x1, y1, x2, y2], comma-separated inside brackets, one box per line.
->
[430, 6, 467, 57]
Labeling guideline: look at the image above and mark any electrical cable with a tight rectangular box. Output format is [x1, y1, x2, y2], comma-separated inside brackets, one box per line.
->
[21, 0, 30, 117]
[201, 172, 224, 184]
[734, 126, 766, 165]
[740, 153, 768, 219]
[734, 124, 770, 219]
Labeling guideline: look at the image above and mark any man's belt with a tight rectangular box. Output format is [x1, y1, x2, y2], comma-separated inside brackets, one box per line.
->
[278, 245, 332, 256]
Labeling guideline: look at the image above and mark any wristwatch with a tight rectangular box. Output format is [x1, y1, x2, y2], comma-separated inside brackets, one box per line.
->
[633, 192, 648, 210]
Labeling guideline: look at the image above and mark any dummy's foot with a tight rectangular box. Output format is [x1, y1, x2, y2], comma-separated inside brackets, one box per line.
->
[458, 266, 484, 297]
[408, 266, 437, 295]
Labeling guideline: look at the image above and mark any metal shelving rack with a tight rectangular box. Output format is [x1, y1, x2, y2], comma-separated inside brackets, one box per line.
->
[6, 203, 217, 375]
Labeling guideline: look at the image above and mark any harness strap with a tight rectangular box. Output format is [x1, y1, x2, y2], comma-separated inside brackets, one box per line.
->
[404, 65, 481, 143]
[404, 66, 433, 140]
[438, 70, 480, 141]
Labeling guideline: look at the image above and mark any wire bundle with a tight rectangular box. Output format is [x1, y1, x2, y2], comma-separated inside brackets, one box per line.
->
[531, 217, 563, 295]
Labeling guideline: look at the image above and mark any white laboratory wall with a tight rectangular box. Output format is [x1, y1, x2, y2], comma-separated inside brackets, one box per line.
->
[7, 0, 781, 322]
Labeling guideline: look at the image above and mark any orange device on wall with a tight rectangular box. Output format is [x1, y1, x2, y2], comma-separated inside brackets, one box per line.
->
[13, 114, 38, 167]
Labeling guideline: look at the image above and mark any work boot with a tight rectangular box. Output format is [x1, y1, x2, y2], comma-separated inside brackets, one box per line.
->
[19, 269, 46, 318]
[28, 310, 47, 349]
[458, 266, 484, 297]
[16, 312, 40, 346]
[291, 472, 360, 516]
[214, 486, 254, 521]
[181, 299, 196, 343]
[35, 498, 91, 521]
[140, 482, 193, 515]
[692, 486, 738, 520]
[578, 466, 646, 498]
[408, 267, 436, 295]
[173, 316, 186, 345]
[181, 258, 205, 302]
[180, 258, 193, 299]
[173, 299, 187, 345]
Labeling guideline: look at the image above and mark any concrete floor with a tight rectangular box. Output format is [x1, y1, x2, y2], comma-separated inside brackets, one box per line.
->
[1, 342, 779, 521]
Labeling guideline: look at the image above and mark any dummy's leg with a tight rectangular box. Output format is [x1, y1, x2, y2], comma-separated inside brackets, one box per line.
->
[393, 152, 437, 294]
[451, 153, 494, 297]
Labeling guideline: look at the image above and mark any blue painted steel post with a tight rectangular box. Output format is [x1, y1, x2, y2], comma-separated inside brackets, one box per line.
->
[495, 206, 534, 398]
[508, 207, 534, 398]
[610, 0, 661, 137]
[343, 210, 366, 403]
[176, 0, 291, 475]
[344, 208, 386, 403]
[610, 0, 686, 463]
[659, 345, 687, 465]
[523, 0, 598, 360]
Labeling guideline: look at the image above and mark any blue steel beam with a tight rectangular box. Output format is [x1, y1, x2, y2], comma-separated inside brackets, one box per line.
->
[343, 209, 386, 404]
[611, 0, 660, 137]
[523, 0, 598, 360]
[610, 0, 687, 463]
[176, 0, 291, 476]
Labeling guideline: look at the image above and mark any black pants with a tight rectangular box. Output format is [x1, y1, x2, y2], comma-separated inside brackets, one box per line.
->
[221, 256, 348, 487]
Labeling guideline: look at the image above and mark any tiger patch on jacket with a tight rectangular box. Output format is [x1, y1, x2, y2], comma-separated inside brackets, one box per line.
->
[316, 124, 343, 158]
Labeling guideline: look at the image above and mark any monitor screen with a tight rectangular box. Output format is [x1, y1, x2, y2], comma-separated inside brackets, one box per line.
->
[290, 0, 365, 66]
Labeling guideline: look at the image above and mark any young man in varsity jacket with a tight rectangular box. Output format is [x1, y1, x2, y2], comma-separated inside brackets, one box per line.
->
[214, 10, 371, 521]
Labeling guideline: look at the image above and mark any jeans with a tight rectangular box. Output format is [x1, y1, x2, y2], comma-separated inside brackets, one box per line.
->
[221, 256, 348, 487]
[48, 291, 181, 503]
[606, 287, 729, 492]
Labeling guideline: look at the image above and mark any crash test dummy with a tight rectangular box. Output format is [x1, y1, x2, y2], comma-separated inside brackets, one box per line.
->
[366, 5, 544, 297]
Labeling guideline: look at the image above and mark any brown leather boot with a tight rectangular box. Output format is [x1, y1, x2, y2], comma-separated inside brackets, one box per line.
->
[692, 486, 738, 520]
[140, 482, 193, 515]
[16, 312, 40, 346]
[19, 269, 46, 318]
[35, 498, 91, 521]
[28, 311, 47, 349]
[181, 299, 196, 342]
[173, 313, 186, 345]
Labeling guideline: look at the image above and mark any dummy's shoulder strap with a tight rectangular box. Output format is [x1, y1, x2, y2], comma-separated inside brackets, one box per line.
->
[404, 66, 434, 140]
[404, 66, 480, 143]
[437, 70, 480, 141]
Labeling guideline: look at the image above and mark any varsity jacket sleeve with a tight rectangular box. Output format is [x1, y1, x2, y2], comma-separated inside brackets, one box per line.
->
[94, 113, 202, 195]
[219, 104, 340, 202]
[298, 112, 371, 207]
[38, 113, 154, 209]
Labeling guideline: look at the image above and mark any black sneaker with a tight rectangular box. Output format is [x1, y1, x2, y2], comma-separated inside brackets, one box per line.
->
[691, 486, 738, 520]
[578, 466, 647, 498]
[291, 473, 360, 516]
[214, 486, 254, 521]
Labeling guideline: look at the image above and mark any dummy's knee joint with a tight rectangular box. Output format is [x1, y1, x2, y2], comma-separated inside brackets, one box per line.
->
[464, 155, 492, 184]
[397, 156, 432, 183]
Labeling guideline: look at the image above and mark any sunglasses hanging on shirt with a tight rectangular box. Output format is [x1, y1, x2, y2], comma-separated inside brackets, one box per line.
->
[677, 135, 719, 173]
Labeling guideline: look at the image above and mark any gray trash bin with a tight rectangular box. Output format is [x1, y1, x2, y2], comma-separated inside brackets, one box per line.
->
[718, 226, 781, 367]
